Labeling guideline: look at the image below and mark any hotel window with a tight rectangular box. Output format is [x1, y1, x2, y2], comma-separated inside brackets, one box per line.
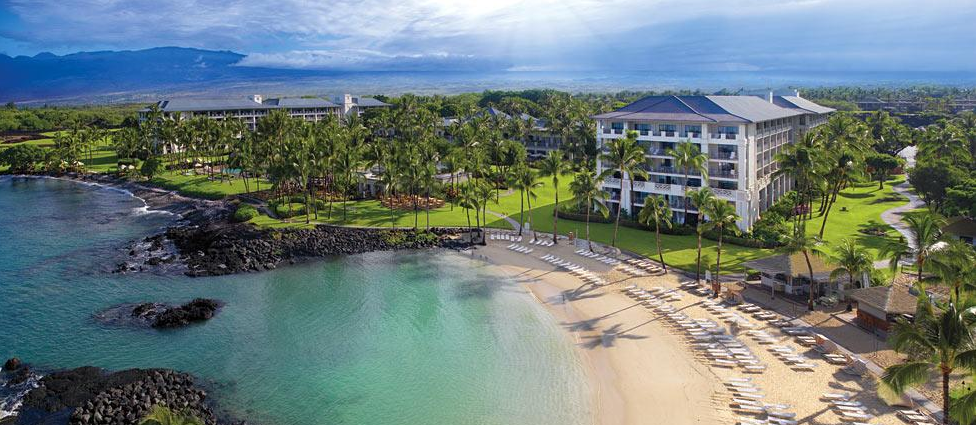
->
[684, 125, 702, 137]
[661, 124, 676, 132]
[611, 122, 625, 134]
[635, 123, 652, 135]
[718, 126, 738, 134]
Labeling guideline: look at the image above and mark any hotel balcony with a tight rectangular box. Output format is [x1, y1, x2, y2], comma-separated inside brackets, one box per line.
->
[709, 147, 738, 162]
[708, 166, 738, 180]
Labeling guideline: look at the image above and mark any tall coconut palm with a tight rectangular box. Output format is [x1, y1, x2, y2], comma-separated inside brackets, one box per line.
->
[702, 199, 740, 296]
[780, 226, 824, 310]
[926, 240, 976, 303]
[666, 142, 708, 224]
[537, 150, 570, 243]
[599, 130, 648, 246]
[827, 239, 874, 310]
[510, 165, 542, 236]
[637, 195, 672, 273]
[774, 132, 821, 232]
[882, 299, 976, 425]
[570, 170, 610, 251]
[879, 235, 912, 285]
[903, 212, 947, 283]
[918, 122, 970, 164]
[688, 187, 716, 284]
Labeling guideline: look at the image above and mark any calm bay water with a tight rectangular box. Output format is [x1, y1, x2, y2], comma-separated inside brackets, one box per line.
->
[0, 176, 590, 425]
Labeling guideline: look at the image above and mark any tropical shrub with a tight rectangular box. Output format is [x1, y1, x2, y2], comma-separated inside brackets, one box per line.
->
[233, 204, 258, 222]
[140, 157, 164, 180]
[0, 144, 46, 173]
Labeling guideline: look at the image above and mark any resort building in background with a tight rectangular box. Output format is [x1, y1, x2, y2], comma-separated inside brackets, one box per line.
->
[593, 93, 834, 230]
[141, 94, 389, 130]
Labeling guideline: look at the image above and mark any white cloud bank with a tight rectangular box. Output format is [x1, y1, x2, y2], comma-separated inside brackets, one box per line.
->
[2, 0, 975, 71]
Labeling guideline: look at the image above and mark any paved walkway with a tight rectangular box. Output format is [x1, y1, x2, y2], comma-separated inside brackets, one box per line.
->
[880, 180, 925, 249]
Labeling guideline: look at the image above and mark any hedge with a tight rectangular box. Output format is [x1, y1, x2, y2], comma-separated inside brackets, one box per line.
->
[556, 210, 778, 248]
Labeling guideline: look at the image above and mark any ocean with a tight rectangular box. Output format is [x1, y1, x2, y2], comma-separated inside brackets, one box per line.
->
[0, 176, 591, 425]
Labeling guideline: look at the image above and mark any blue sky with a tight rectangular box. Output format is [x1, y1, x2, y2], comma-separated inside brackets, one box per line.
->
[1, 0, 974, 71]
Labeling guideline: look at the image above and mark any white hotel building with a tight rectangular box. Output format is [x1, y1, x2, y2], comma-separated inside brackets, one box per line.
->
[593, 94, 833, 231]
[142, 94, 389, 130]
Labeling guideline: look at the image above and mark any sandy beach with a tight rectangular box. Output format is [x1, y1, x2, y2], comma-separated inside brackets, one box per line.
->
[472, 232, 928, 425]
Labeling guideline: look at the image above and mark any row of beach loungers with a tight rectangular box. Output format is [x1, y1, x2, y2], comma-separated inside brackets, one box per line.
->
[625, 257, 663, 274]
[574, 249, 620, 265]
[490, 232, 556, 247]
[674, 282, 936, 424]
[490, 233, 522, 242]
[540, 254, 607, 286]
[505, 243, 533, 254]
[729, 377, 798, 425]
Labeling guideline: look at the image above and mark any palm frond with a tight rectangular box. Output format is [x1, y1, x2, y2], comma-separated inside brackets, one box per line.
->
[879, 361, 932, 395]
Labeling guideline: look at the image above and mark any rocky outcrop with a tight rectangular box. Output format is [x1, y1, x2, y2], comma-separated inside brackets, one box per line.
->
[94, 299, 222, 329]
[167, 224, 474, 277]
[150, 299, 220, 328]
[18, 367, 217, 425]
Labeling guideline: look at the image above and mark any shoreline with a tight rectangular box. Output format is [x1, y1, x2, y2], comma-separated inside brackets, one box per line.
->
[471, 233, 924, 425]
[470, 241, 725, 425]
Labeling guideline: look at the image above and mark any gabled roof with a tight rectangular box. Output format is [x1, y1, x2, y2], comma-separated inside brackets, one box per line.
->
[150, 97, 338, 112]
[943, 216, 976, 237]
[154, 98, 273, 112]
[848, 283, 918, 315]
[773, 96, 836, 114]
[592, 95, 827, 123]
[269, 98, 339, 108]
[743, 253, 836, 280]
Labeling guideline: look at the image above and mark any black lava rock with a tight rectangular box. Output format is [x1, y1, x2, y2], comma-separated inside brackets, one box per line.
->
[3, 357, 21, 371]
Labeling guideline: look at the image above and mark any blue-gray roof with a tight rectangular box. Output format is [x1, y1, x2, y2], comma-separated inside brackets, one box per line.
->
[354, 97, 389, 107]
[268, 98, 339, 108]
[151, 97, 339, 112]
[593, 95, 830, 123]
[773, 96, 836, 114]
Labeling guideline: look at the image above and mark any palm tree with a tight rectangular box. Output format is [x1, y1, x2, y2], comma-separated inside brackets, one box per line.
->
[918, 122, 970, 164]
[903, 212, 947, 283]
[599, 130, 648, 246]
[537, 150, 570, 244]
[510, 165, 542, 237]
[827, 239, 873, 290]
[882, 299, 976, 425]
[926, 240, 976, 303]
[637, 195, 672, 273]
[702, 199, 740, 296]
[570, 170, 610, 251]
[879, 235, 912, 285]
[780, 226, 824, 310]
[666, 142, 708, 224]
[774, 132, 821, 232]
[139, 405, 204, 425]
[688, 187, 716, 284]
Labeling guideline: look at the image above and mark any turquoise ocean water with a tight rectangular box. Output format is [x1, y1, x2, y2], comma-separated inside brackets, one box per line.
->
[0, 176, 590, 425]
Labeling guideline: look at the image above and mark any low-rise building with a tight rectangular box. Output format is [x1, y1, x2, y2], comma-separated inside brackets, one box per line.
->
[943, 216, 976, 246]
[593, 93, 834, 230]
[142, 94, 389, 130]
[846, 283, 918, 334]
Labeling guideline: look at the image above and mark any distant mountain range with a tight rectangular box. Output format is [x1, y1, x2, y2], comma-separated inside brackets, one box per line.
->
[0, 47, 317, 104]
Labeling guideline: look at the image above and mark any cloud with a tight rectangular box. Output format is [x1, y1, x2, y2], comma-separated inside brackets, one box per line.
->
[237, 49, 511, 71]
[1, 0, 975, 71]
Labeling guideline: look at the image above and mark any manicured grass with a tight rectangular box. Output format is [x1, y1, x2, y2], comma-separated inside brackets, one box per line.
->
[800, 177, 908, 260]
[147, 172, 271, 200]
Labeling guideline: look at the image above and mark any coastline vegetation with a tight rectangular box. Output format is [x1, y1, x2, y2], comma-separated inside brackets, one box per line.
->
[6, 88, 976, 277]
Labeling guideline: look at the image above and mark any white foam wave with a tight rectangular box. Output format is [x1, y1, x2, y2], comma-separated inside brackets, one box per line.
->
[3, 175, 180, 218]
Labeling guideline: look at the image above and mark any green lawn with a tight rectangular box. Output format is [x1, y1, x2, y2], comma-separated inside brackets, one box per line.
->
[800, 177, 908, 260]
[147, 172, 271, 200]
